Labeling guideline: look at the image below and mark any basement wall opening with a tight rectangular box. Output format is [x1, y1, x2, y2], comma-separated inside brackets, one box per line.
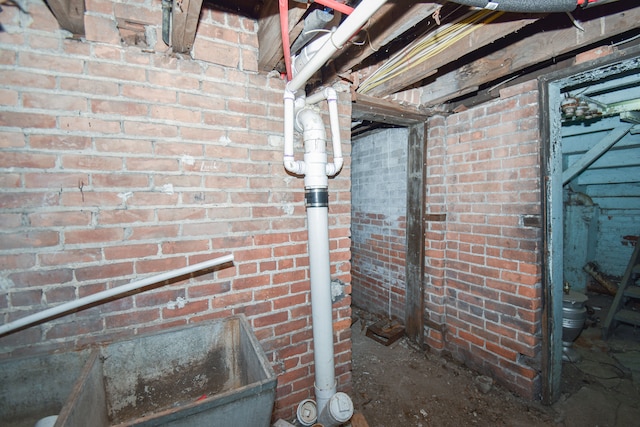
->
[540, 44, 640, 404]
[351, 127, 409, 321]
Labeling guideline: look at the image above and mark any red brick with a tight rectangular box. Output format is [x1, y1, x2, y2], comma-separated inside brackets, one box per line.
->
[121, 84, 177, 103]
[97, 209, 154, 225]
[59, 116, 121, 134]
[162, 299, 209, 318]
[254, 311, 288, 328]
[193, 38, 240, 68]
[30, 135, 91, 150]
[64, 228, 124, 245]
[45, 316, 104, 340]
[39, 248, 102, 266]
[9, 269, 73, 287]
[11, 289, 42, 306]
[91, 99, 148, 116]
[105, 309, 160, 329]
[0, 253, 36, 269]
[1, 231, 59, 250]
[212, 291, 252, 309]
[59, 76, 119, 96]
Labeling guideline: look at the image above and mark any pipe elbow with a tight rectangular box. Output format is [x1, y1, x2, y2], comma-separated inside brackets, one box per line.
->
[324, 87, 338, 102]
[285, 158, 306, 175]
[326, 158, 343, 176]
[296, 108, 325, 134]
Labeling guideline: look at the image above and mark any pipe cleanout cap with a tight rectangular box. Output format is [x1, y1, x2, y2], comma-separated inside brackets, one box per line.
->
[326, 392, 354, 424]
[297, 399, 318, 426]
[305, 188, 329, 208]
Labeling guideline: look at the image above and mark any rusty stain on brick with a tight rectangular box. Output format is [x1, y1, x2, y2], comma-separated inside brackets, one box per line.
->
[425, 213, 446, 222]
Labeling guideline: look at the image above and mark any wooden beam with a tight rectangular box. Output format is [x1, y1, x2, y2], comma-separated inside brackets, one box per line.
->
[352, 92, 428, 126]
[420, 5, 640, 106]
[563, 125, 631, 185]
[405, 122, 426, 348]
[257, 0, 307, 73]
[45, 0, 85, 35]
[359, 12, 541, 97]
[333, 1, 442, 75]
[171, 0, 204, 53]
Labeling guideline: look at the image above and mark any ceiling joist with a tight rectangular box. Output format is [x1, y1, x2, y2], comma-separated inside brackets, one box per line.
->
[257, 0, 307, 73]
[358, 11, 542, 97]
[420, 4, 640, 107]
[333, 1, 443, 76]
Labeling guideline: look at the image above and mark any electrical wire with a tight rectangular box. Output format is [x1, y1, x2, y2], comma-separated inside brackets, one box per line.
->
[357, 9, 504, 95]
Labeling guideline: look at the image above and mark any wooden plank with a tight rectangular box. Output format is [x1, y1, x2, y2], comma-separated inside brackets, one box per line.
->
[352, 92, 429, 126]
[563, 125, 632, 185]
[539, 79, 564, 405]
[171, 0, 204, 53]
[566, 146, 640, 170]
[333, 1, 442, 75]
[420, 5, 640, 106]
[45, 0, 85, 35]
[575, 166, 640, 186]
[405, 122, 426, 348]
[257, 0, 307, 72]
[360, 12, 540, 97]
[603, 243, 640, 338]
[351, 412, 370, 427]
[563, 129, 640, 154]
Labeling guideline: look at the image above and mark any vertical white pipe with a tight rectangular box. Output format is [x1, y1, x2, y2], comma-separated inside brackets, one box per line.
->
[284, 89, 303, 174]
[325, 89, 343, 176]
[284, 2, 390, 425]
[307, 205, 336, 411]
[287, 0, 389, 93]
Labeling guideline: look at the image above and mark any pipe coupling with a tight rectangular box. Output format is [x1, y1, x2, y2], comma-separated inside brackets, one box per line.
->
[305, 188, 329, 208]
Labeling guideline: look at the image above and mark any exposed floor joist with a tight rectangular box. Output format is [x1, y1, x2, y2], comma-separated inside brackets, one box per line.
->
[332, 1, 443, 76]
[257, 0, 307, 73]
[357, 11, 542, 97]
[419, 4, 640, 107]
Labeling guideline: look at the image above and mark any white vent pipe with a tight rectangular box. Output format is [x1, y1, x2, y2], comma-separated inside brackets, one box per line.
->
[0, 254, 234, 337]
[282, 1, 389, 425]
[286, 0, 388, 93]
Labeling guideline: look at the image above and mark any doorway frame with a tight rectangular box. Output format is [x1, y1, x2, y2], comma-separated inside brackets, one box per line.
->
[538, 44, 640, 404]
[351, 95, 429, 346]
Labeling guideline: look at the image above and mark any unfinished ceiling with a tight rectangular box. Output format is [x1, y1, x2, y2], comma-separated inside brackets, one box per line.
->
[45, 0, 640, 118]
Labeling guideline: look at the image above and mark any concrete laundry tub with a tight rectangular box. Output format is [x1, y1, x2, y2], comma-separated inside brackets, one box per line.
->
[1, 315, 277, 427]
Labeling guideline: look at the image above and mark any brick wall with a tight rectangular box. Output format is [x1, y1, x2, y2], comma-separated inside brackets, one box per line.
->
[351, 127, 407, 320]
[0, 0, 353, 421]
[425, 80, 543, 399]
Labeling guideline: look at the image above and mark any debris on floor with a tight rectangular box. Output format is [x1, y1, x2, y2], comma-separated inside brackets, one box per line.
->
[365, 319, 405, 346]
[351, 304, 640, 427]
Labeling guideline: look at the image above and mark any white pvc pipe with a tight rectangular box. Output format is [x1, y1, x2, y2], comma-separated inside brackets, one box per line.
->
[298, 108, 329, 189]
[306, 205, 336, 414]
[324, 88, 343, 176]
[284, 89, 304, 174]
[286, 0, 389, 93]
[302, 87, 343, 177]
[0, 254, 234, 336]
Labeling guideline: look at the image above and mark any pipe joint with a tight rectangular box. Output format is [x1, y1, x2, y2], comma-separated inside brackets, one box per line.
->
[305, 188, 329, 208]
[324, 87, 338, 101]
[285, 158, 307, 175]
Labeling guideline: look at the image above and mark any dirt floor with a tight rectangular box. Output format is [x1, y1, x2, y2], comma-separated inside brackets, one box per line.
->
[349, 299, 640, 427]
